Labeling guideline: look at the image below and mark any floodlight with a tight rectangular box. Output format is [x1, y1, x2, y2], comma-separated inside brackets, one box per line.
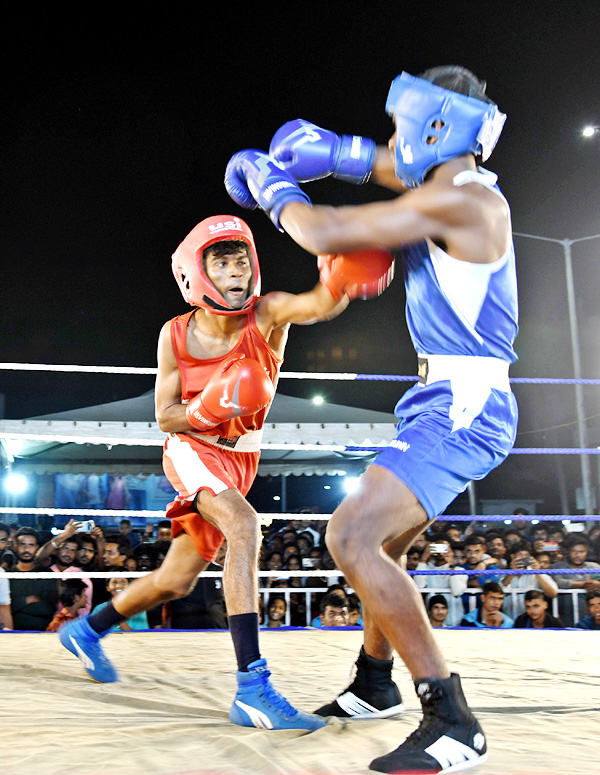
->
[4, 473, 27, 494]
[343, 476, 361, 494]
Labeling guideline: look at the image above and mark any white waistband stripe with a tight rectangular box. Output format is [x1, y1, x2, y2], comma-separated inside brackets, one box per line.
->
[417, 354, 511, 392]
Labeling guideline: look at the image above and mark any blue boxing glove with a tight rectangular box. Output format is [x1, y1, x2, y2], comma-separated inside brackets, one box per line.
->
[269, 119, 375, 184]
[225, 149, 311, 231]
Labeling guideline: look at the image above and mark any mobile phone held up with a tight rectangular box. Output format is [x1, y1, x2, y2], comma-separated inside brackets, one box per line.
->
[429, 543, 447, 554]
[50, 520, 95, 535]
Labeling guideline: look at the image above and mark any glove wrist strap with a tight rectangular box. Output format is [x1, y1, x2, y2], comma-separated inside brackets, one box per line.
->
[335, 136, 376, 184]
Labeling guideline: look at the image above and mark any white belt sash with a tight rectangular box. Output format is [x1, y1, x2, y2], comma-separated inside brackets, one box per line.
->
[416, 354, 512, 432]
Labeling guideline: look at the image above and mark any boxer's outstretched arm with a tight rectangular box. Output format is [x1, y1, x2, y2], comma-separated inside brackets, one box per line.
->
[278, 196, 430, 256]
[279, 180, 506, 265]
[259, 283, 349, 328]
[260, 245, 394, 328]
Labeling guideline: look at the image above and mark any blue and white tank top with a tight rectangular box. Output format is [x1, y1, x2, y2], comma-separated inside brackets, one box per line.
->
[402, 168, 518, 363]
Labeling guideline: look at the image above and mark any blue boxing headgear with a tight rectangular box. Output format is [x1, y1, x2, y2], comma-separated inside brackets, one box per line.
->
[386, 69, 506, 188]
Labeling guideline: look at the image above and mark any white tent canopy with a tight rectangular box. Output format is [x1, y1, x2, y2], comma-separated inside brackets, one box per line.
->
[0, 391, 397, 477]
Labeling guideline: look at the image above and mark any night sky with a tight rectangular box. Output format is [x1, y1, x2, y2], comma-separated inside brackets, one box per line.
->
[2, 5, 600, 512]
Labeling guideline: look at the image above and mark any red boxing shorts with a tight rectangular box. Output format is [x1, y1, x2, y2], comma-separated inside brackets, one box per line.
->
[162, 432, 260, 561]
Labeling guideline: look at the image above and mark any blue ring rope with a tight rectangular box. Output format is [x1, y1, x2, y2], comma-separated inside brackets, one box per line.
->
[408, 567, 596, 576]
[355, 374, 600, 385]
[422, 514, 596, 522]
[345, 445, 600, 455]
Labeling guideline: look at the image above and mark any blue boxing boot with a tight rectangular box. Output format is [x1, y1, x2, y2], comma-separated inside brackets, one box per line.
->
[59, 615, 119, 683]
[229, 658, 326, 731]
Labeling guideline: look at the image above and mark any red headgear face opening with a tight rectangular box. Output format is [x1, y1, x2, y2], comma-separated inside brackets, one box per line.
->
[171, 216, 261, 315]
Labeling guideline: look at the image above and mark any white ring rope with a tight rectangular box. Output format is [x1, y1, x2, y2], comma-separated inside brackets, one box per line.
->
[0, 506, 325, 528]
[0, 363, 158, 375]
[0, 570, 332, 580]
[0, 507, 171, 518]
[0, 363, 359, 378]
[1, 507, 597, 524]
[2, 432, 165, 447]
[0, 431, 350, 452]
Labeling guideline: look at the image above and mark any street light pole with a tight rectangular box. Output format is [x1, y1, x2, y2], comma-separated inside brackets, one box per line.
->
[513, 232, 600, 514]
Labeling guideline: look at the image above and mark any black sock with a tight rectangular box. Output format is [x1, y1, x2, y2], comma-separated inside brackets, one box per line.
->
[228, 613, 261, 671]
[88, 601, 126, 634]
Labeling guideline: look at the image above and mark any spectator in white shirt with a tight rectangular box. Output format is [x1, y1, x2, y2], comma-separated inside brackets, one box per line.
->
[414, 536, 468, 626]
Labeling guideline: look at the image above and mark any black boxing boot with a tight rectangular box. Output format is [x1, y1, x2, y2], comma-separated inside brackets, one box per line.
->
[369, 673, 487, 773]
[315, 647, 404, 718]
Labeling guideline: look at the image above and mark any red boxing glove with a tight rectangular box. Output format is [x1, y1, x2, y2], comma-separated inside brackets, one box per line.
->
[318, 248, 395, 300]
[186, 354, 275, 432]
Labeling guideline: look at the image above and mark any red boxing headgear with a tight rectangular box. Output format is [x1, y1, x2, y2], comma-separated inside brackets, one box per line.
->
[172, 215, 261, 315]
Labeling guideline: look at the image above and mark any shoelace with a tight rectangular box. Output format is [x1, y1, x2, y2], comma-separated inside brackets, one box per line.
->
[400, 714, 447, 750]
[258, 672, 298, 718]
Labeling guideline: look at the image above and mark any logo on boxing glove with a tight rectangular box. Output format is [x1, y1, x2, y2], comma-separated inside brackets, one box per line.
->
[190, 409, 218, 428]
[287, 123, 322, 153]
[261, 180, 298, 204]
[219, 375, 245, 417]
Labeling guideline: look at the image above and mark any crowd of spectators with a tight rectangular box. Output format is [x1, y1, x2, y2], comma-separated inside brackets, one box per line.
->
[257, 512, 600, 630]
[0, 517, 191, 631]
[409, 516, 600, 629]
[1, 511, 600, 632]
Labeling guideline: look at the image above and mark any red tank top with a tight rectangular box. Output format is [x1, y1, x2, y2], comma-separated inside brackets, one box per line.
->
[170, 308, 282, 437]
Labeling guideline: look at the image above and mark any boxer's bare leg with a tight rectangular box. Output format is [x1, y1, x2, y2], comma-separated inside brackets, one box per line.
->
[326, 464, 449, 679]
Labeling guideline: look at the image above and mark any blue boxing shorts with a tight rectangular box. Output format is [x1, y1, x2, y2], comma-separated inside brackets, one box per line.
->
[373, 357, 518, 519]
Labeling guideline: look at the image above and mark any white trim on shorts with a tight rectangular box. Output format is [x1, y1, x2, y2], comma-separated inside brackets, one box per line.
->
[164, 434, 229, 497]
